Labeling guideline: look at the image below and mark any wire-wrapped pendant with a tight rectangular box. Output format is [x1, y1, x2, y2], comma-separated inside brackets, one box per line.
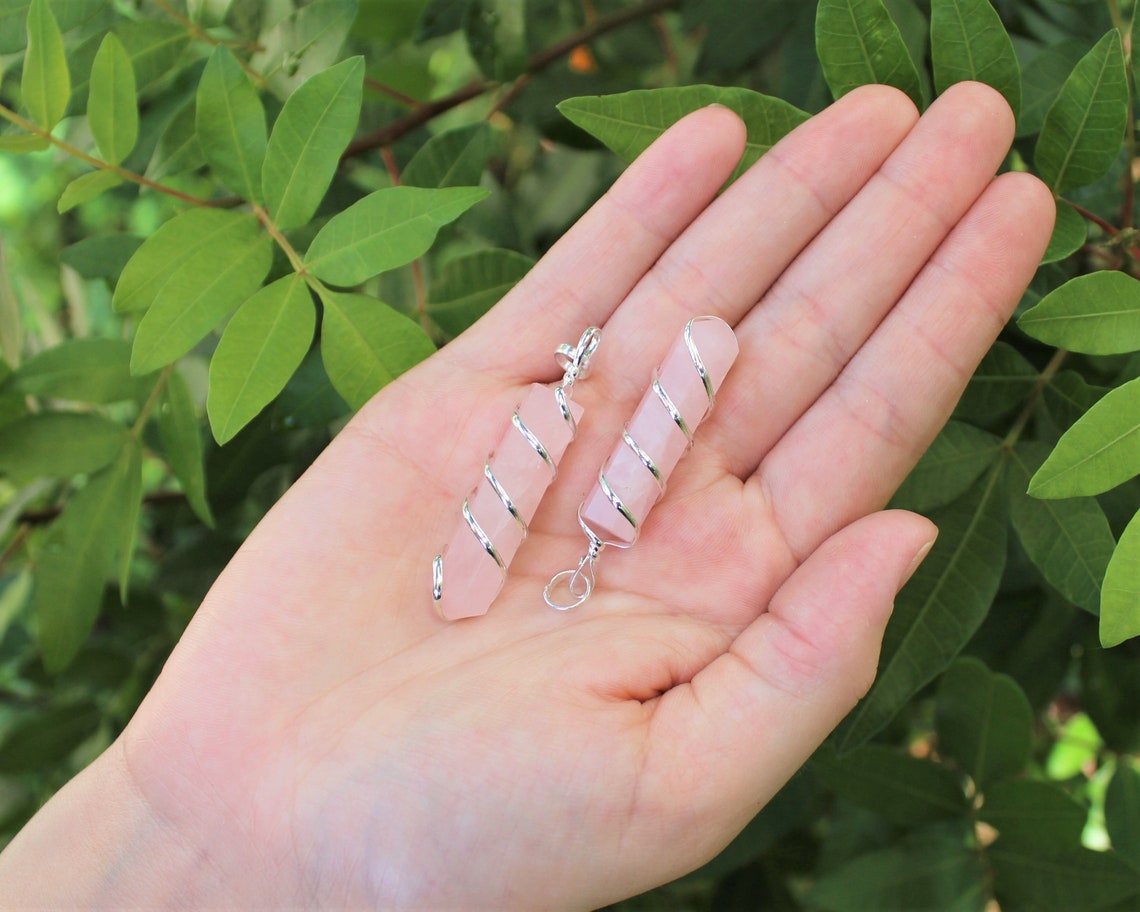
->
[545, 316, 739, 609]
[433, 327, 601, 620]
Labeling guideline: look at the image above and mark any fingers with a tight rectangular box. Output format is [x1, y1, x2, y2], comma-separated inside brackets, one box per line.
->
[700, 82, 1017, 480]
[444, 105, 748, 383]
[758, 170, 1055, 559]
[579, 84, 918, 410]
[636, 510, 937, 869]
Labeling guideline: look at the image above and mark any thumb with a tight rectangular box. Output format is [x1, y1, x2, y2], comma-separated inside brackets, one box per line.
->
[639, 509, 937, 876]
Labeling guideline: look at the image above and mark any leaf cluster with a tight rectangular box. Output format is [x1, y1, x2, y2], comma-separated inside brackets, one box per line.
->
[0, 0, 1138, 907]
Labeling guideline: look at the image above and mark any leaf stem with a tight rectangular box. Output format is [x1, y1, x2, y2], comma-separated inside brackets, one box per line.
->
[132, 366, 173, 438]
[0, 104, 216, 208]
[1001, 347, 1069, 448]
[145, 0, 266, 87]
[1063, 198, 1119, 236]
[342, 0, 682, 160]
[252, 204, 307, 274]
[364, 77, 419, 109]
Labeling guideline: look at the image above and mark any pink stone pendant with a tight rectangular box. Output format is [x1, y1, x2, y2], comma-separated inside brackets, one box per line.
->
[544, 316, 739, 610]
[433, 327, 601, 620]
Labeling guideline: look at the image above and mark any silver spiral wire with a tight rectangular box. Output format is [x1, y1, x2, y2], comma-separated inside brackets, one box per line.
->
[544, 318, 719, 610]
[433, 326, 602, 608]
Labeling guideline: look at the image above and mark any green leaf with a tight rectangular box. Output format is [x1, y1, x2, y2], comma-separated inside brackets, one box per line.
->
[1018, 40, 1089, 139]
[87, 32, 138, 166]
[262, 56, 364, 231]
[249, 0, 357, 97]
[1029, 376, 1140, 498]
[891, 420, 1002, 513]
[273, 349, 348, 430]
[935, 657, 1033, 787]
[0, 412, 126, 478]
[416, 0, 469, 41]
[401, 122, 492, 189]
[814, 0, 923, 109]
[147, 100, 204, 180]
[990, 845, 1140, 911]
[158, 368, 213, 526]
[558, 86, 809, 181]
[1041, 200, 1087, 265]
[129, 214, 273, 374]
[208, 275, 315, 444]
[813, 745, 968, 826]
[305, 186, 488, 286]
[319, 291, 435, 410]
[837, 467, 1007, 750]
[1043, 370, 1107, 432]
[60, 234, 143, 283]
[0, 241, 23, 369]
[21, 0, 71, 131]
[1009, 441, 1114, 613]
[8, 338, 142, 403]
[1035, 30, 1128, 194]
[427, 248, 533, 337]
[34, 445, 140, 671]
[0, 132, 49, 153]
[808, 833, 986, 912]
[115, 439, 142, 601]
[1020, 271, 1140, 355]
[1106, 761, 1140, 869]
[0, 0, 104, 55]
[1047, 712, 1104, 780]
[980, 780, 1088, 851]
[57, 170, 123, 213]
[930, 0, 1020, 118]
[465, 0, 526, 82]
[114, 20, 191, 89]
[953, 341, 1038, 425]
[196, 46, 267, 202]
[0, 702, 100, 772]
[1101, 508, 1140, 647]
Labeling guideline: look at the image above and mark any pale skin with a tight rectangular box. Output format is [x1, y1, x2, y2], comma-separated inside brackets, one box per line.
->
[0, 82, 1054, 910]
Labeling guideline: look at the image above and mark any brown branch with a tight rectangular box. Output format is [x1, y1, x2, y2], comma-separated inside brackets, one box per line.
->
[342, 0, 682, 161]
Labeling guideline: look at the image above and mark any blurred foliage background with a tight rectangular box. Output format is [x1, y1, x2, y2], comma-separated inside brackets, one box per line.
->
[2, 0, 1140, 909]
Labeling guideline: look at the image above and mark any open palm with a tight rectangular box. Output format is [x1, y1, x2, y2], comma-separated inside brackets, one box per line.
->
[14, 82, 1053, 911]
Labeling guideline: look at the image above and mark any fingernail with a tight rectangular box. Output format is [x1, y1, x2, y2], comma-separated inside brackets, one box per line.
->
[901, 535, 938, 588]
[706, 103, 729, 110]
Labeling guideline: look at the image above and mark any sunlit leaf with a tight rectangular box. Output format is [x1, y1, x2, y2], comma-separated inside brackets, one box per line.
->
[930, 0, 1020, 117]
[196, 46, 267, 201]
[158, 368, 214, 526]
[319, 291, 435, 409]
[0, 412, 126, 478]
[402, 121, 493, 189]
[813, 745, 968, 826]
[1009, 442, 1114, 614]
[1020, 271, 1140, 355]
[427, 248, 533, 337]
[815, 0, 923, 108]
[262, 56, 364, 231]
[1101, 508, 1140, 647]
[1035, 30, 1128, 194]
[891, 420, 1002, 513]
[935, 657, 1033, 787]
[980, 780, 1088, 851]
[305, 186, 488, 286]
[57, 170, 123, 213]
[837, 467, 1007, 750]
[208, 275, 315, 444]
[33, 445, 140, 671]
[87, 32, 137, 165]
[22, 0, 71, 131]
[128, 213, 272, 374]
[559, 85, 809, 180]
[1029, 376, 1140, 498]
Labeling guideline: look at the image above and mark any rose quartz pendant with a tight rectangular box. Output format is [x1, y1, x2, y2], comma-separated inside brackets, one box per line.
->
[545, 316, 739, 609]
[433, 328, 600, 620]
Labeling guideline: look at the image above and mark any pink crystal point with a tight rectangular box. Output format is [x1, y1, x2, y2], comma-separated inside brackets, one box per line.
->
[580, 316, 739, 546]
[435, 382, 584, 620]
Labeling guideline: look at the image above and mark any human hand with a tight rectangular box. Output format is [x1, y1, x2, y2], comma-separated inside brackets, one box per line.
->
[0, 82, 1054, 910]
